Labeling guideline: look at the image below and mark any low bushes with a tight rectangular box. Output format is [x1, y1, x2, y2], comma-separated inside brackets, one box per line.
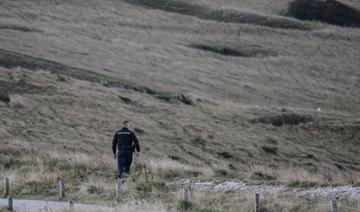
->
[288, 0, 360, 27]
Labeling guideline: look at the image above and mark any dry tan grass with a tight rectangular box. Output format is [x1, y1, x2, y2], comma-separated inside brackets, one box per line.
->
[248, 165, 360, 183]
[139, 157, 214, 178]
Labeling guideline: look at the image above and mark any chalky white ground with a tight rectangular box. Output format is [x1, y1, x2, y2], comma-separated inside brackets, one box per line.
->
[179, 179, 360, 199]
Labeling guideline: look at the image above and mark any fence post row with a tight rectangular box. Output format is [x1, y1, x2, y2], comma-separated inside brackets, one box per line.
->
[255, 193, 260, 212]
[59, 180, 65, 199]
[331, 199, 337, 212]
[4, 177, 10, 197]
[2, 177, 357, 212]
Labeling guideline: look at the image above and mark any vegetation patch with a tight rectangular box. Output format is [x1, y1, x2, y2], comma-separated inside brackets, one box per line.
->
[70, 161, 89, 179]
[0, 79, 53, 96]
[190, 44, 277, 58]
[288, 0, 360, 27]
[177, 200, 194, 211]
[217, 151, 233, 159]
[0, 148, 27, 169]
[261, 146, 278, 154]
[0, 90, 10, 103]
[251, 171, 276, 181]
[13, 181, 57, 198]
[253, 113, 313, 126]
[134, 127, 145, 134]
[154, 93, 193, 105]
[286, 180, 318, 188]
[45, 158, 72, 171]
[124, 0, 312, 30]
[0, 49, 145, 94]
[0, 49, 192, 105]
[119, 95, 132, 104]
[214, 169, 229, 177]
[135, 181, 168, 193]
[87, 185, 103, 194]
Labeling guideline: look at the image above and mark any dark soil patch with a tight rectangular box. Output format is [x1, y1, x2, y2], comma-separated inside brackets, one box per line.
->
[252, 113, 313, 126]
[0, 79, 54, 96]
[0, 91, 10, 103]
[119, 95, 132, 104]
[155, 93, 193, 105]
[0, 24, 41, 32]
[288, 0, 360, 27]
[125, 0, 312, 30]
[217, 151, 233, 158]
[191, 137, 206, 149]
[261, 146, 278, 154]
[190, 43, 277, 58]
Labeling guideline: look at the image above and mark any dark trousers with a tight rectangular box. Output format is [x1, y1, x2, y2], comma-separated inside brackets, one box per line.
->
[117, 151, 133, 178]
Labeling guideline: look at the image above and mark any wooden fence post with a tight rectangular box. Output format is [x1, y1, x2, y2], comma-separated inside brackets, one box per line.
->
[69, 200, 74, 210]
[59, 180, 65, 199]
[181, 184, 191, 202]
[8, 196, 13, 211]
[116, 181, 122, 202]
[4, 178, 10, 197]
[255, 193, 260, 212]
[331, 199, 337, 212]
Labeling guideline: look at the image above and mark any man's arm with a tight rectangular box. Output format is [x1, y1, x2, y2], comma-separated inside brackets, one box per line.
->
[131, 132, 140, 152]
[112, 132, 117, 157]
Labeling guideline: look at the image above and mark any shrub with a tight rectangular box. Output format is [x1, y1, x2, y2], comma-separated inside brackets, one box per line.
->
[214, 169, 228, 177]
[251, 171, 276, 181]
[46, 158, 71, 171]
[288, 0, 360, 27]
[261, 146, 278, 154]
[134, 127, 145, 134]
[217, 151, 233, 159]
[177, 200, 193, 211]
[135, 181, 168, 193]
[190, 44, 277, 58]
[71, 162, 88, 178]
[286, 180, 318, 188]
[0, 91, 10, 103]
[119, 95, 132, 104]
[87, 185, 102, 194]
[255, 113, 313, 126]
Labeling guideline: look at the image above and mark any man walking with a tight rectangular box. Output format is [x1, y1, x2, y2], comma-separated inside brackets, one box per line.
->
[112, 120, 140, 178]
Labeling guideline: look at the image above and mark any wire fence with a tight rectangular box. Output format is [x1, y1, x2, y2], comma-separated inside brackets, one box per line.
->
[1, 177, 360, 211]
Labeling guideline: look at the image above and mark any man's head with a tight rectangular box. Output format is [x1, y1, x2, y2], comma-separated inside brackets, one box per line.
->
[123, 119, 129, 128]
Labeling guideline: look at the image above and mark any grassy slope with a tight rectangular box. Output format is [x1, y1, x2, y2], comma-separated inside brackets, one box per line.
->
[0, 0, 360, 206]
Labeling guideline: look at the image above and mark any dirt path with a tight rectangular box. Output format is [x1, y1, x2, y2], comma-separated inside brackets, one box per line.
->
[0, 199, 113, 212]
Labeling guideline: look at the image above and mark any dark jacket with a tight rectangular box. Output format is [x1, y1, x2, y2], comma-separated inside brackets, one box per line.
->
[112, 127, 140, 154]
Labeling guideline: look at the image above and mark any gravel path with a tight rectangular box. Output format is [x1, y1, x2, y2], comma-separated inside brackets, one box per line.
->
[0, 199, 113, 212]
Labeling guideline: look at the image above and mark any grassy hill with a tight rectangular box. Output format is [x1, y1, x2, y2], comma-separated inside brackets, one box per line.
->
[0, 0, 360, 210]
